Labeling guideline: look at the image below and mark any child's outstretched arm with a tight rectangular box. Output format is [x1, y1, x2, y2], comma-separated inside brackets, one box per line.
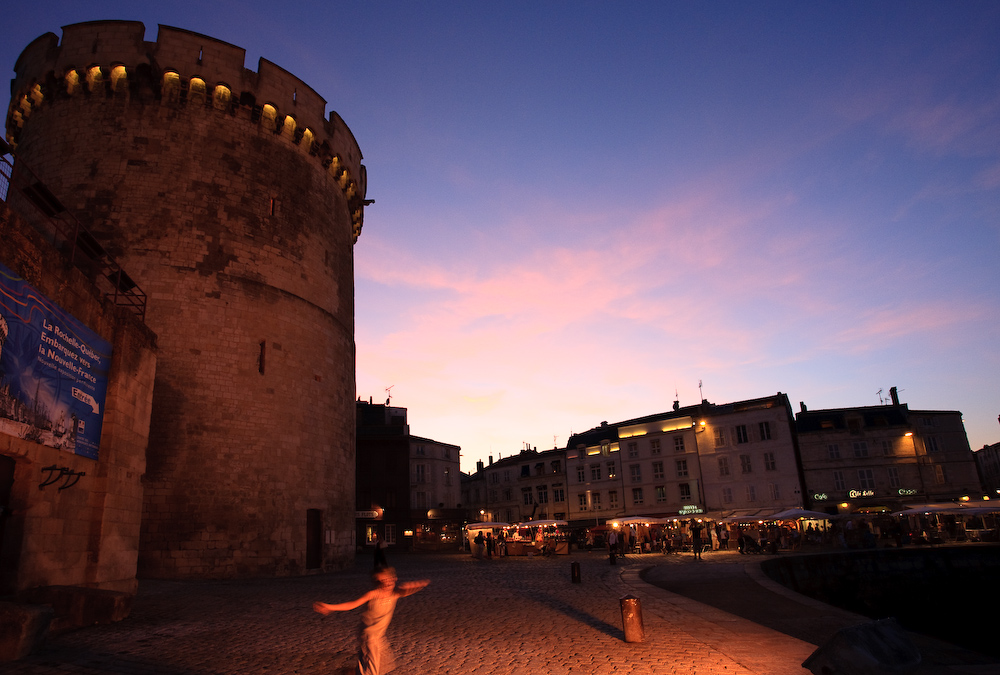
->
[395, 579, 430, 597]
[313, 590, 375, 615]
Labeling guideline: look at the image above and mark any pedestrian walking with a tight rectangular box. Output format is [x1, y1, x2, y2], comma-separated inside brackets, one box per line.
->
[372, 533, 388, 570]
[314, 566, 430, 675]
[608, 529, 618, 564]
[690, 519, 704, 560]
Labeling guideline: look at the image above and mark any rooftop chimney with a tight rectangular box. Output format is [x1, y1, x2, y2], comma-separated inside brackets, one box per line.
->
[800, 402, 807, 412]
[890, 386, 899, 406]
[488, 455, 494, 465]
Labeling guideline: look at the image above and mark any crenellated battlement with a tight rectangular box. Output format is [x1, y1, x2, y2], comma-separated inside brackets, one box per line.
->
[6, 21, 367, 241]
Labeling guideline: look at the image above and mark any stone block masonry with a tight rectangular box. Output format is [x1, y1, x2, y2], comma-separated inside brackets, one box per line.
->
[6, 21, 367, 579]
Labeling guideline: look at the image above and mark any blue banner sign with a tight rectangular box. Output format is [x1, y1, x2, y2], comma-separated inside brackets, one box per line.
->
[0, 262, 112, 459]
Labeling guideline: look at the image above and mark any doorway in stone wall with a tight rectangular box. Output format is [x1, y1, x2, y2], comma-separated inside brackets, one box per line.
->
[306, 509, 322, 569]
[0, 456, 13, 565]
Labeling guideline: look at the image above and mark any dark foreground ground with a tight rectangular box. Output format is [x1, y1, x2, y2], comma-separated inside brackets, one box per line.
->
[3, 547, 998, 675]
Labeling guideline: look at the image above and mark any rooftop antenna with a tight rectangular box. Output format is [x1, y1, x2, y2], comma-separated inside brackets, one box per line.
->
[698, 380, 704, 402]
[876, 388, 883, 404]
[385, 385, 394, 405]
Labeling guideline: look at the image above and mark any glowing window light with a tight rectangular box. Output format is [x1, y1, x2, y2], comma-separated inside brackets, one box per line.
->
[110, 65, 127, 93]
[188, 77, 207, 104]
[212, 84, 231, 110]
[65, 70, 81, 96]
[86, 66, 103, 92]
[261, 103, 278, 130]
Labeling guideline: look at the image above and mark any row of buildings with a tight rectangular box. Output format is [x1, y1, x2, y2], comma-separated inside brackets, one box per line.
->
[355, 389, 993, 548]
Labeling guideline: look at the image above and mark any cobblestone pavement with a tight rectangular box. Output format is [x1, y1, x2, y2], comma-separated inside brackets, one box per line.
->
[3, 549, 994, 675]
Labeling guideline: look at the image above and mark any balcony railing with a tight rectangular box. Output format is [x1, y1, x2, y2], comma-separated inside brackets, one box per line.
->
[0, 142, 146, 321]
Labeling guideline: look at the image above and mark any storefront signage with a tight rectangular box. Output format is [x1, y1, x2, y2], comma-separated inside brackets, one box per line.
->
[849, 489, 876, 498]
[813, 493, 828, 501]
[0, 262, 111, 459]
[897, 488, 918, 496]
[678, 504, 704, 515]
[356, 510, 381, 519]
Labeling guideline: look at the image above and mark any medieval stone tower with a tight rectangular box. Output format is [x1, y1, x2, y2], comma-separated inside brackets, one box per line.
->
[6, 21, 365, 578]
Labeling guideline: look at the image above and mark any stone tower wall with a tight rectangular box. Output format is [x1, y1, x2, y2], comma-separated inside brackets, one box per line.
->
[6, 22, 364, 577]
[0, 202, 157, 594]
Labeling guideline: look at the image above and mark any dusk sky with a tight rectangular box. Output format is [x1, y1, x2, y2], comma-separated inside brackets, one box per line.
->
[5, 2, 999, 473]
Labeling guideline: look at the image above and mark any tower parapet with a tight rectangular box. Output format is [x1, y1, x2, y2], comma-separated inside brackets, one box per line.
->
[7, 21, 366, 240]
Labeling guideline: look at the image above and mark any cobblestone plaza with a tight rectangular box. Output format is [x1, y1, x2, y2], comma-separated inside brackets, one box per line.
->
[6, 549, 997, 675]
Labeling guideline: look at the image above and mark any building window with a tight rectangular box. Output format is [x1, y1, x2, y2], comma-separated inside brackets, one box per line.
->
[523, 489, 534, 505]
[676, 459, 689, 478]
[926, 436, 940, 453]
[415, 491, 427, 508]
[591, 492, 601, 509]
[763, 452, 776, 471]
[833, 471, 846, 491]
[503, 469, 511, 482]
[746, 485, 757, 502]
[552, 485, 565, 502]
[551, 460, 562, 473]
[607, 462, 617, 479]
[759, 421, 772, 440]
[828, 444, 841, 460]
[444, 447, 451, 459]
[632, 488, 644, 505]
[887, 467, 900, 489]
[714, 427, 726, 447]
[578, 493, 588, 510]
[679, 483, 691, 501]
[769, 483, 780, 500]
[853, 441, 869, 458]
[858, 469, 875, 490]
[718, 457, 730, 476]
[740, 454, 752, 474]
[736, 425, 749, 444]
[503, 488, 512, 500]
[416, 445, 425, 455]
[880, 440, 894, 456]
[650, 438, 661, 454]
[652, 461, 664, 479]
[535, 463, 545, 476]
[415, 464, 426, 483]
[848, 419, 862, 435]
[608, 490, 618, 508]
[721, 487, 733, 504]
[521, 465, 531, 477]
[934, 465, 947, 484]
[674, 436, 685, 453]
[577, 466, 586, 482]
[630, 464, 642, 483]
[590, 464, 602, 481]
[628, 442, 639, 458]
[537, 486, 548, 503]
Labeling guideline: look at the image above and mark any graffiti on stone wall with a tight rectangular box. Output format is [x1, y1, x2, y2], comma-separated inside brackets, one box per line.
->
[0, 262, 111, 459]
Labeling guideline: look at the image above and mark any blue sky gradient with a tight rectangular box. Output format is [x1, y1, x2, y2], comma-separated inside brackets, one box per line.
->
[5, 2, 999, 472]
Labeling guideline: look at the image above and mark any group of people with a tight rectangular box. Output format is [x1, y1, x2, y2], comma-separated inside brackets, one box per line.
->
[471, 529, 507, 558]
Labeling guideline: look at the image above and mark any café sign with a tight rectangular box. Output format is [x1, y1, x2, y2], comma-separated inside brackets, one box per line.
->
[849, 489, 876, 499]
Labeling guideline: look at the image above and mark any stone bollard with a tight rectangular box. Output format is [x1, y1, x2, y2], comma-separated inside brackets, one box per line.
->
[620, 595, 644, 643]
[571, 561, 581, 583]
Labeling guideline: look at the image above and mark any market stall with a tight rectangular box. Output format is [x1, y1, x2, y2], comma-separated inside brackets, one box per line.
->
[464, 522, 509, 557]
[507, 519, 569, 555]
